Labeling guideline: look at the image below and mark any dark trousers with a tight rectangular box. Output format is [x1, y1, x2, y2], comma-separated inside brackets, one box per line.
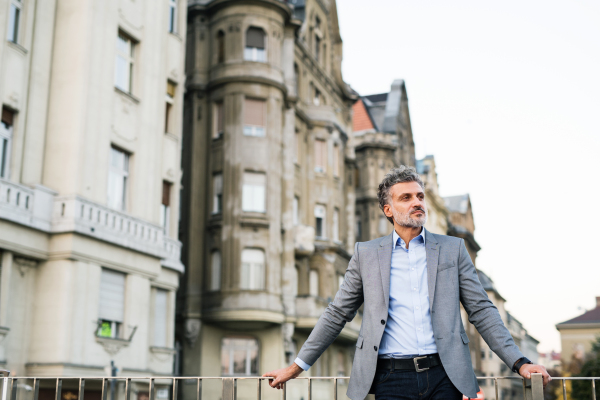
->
[372, 363, 463, 400]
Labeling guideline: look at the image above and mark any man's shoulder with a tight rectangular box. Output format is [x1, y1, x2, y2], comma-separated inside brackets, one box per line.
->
[356, 234, 390, 249]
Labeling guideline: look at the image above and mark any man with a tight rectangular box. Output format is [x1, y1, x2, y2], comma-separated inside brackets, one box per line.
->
[264, 166, 550, 399]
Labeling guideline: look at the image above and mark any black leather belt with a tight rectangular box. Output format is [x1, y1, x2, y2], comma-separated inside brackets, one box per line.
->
[377, 354, 441, 372]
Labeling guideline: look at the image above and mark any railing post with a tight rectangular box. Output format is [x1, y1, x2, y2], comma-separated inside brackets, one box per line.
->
[222, 378, 236, 400]
[531, 374, 544, 400]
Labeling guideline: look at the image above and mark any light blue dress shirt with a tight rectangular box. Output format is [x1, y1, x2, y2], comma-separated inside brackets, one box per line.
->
[294, 228, 437, 371]
[378, 229, 437, 358]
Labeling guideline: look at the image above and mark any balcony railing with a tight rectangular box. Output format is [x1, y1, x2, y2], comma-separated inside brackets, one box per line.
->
[0, 372, 596, 400]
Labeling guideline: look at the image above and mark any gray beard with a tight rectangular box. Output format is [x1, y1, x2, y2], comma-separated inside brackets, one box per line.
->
[392, 208, 428, 228]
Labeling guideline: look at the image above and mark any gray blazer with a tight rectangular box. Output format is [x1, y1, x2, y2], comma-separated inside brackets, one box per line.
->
[297, 230, 524, 400]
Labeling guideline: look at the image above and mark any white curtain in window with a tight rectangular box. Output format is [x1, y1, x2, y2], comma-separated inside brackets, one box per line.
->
[99, 269, 125, 323]
[213, 174, 223, 214]
[107, 147, 129, 210]
[242, 172, 266, 212]
[241, 249, 265, 290]
[153, 289, 168, 347]
[333, 208, 339, 242]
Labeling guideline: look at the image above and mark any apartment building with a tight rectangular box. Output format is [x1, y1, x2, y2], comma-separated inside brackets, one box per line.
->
[178, 0, 358, 397]
[0, 0, 186, 390]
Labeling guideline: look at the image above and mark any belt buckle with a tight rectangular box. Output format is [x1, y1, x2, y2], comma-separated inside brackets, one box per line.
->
[413, 356, 429, 372]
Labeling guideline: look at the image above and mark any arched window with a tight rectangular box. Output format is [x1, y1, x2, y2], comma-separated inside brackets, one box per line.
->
[217, 31, 225, 63]
[241, 248, 265, 290]
[221, 337, 259, 376]
[309, 269, 319, 297]
[293, 63, 299, 96]
[244, 27, 266, 62]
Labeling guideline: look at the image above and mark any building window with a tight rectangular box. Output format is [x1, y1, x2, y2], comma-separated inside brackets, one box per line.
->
[161, 181, 172, 233]
[115, 31, 135, 94]
[315, 35, 321, 62]
[210, 250, 221, 291]
[294, 130, 300, 164]
[314, 139, 326, 173]
[333, 208, 339, 242]
[213, 174, 223, 214]
[221, 337, 259, 376]
[309, 269, 319, 297]
[315, 204, 326, 239]
[107, 147, 129, 210]
[213, 101, 224, 138]
[242, 172, 266, 213]
[355, 212, 362, 242]
[240, 249, 265, 290]
[7, 0, 22, 44]
[0, 108, 15, 179]
[244, 27, 266, 62]
[293, 63, 299, 96]
[153, 288, 168, 347]
[168, 0, 177, 34]
[333, 143, 340, 177]
[165, 81, 176, 134]
[293, 196, 299, 226]
[217, 31, 225, 63]
[243, 99, 266, 137]
[313, 87, 321, 106]
[379, 215, 389, 235]
[98, 268, 125, 339]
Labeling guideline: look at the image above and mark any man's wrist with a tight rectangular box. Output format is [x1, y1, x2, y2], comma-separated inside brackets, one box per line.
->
[512, 357, 532, 373]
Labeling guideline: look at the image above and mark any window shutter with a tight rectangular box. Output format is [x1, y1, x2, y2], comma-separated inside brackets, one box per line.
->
[1, 108, 14, 126]
[153, 289, 168, 347]
[246, 27, 265, 49]
[99, 269, 125, 322]
[162, 181, 171, 206]
[166, 81, 176, 98]
[244, 99, 265, 127]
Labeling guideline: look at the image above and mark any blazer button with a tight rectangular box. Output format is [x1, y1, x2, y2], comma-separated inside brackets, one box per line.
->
[381, 320, 385, 325]
[374, 346, 378, 351]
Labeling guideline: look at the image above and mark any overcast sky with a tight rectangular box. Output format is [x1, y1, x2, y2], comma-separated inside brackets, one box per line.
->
[337, 0, 600, 353]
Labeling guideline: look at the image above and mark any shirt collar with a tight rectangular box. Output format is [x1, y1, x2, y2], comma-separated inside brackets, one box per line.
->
[392, 227, 426, 249]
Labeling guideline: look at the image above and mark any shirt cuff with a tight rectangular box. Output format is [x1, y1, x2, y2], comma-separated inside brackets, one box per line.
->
[294, 357, 311, 371]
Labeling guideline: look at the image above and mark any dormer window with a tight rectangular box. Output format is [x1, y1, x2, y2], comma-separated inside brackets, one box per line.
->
[244, 27, 266, 62]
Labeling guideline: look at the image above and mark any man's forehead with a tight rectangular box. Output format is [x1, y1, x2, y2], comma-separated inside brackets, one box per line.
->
[390, 182, 424, 195]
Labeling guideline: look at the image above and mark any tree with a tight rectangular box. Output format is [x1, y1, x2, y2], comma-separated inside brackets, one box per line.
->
[571, 336, 600, 400]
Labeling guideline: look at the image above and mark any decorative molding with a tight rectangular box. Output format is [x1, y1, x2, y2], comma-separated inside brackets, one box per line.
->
[13, 257, 37, 276]
[95, 336, 130, 356]
[184, 319, 201, 348]
[0, 326, 10, 343]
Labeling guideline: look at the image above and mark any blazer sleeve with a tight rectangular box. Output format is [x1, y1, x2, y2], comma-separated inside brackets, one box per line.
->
[457, 238, 524, 369]
[296, 242, 365, 367]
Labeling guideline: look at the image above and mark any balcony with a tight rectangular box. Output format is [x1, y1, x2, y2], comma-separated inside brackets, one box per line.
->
[0, 178, 184, 272]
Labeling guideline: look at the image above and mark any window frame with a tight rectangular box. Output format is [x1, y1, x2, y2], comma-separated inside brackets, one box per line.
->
[213, 101, 224, 138]
[240, 248, 266, 290]
[7, 0, 22, 44]
[333, 208, 340, 242]
[243, 98, 266, 137]
[242, 171, 266, 213]
[314, 204, 326, 239]
[244, 27, 266, 62]
[221, 337, 260, 376]
[160, 180, 172, 233]
[115, 30, 136, 95]
[168, 0, 177, 34]
[314, 139, 327, 173]
[212, 173, 223, 214]
[153, 288, 169, 347]
[97, 268, 126, 339]
[0, 108, 15, 180]
[210, 250, 221, 291]
[107, 146, 130, 211]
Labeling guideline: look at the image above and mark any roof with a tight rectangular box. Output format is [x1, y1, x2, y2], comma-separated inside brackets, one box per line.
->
[557, 304, 600, 325]
[444, 194, 470, 214]
[364, 93, 388, 103]
[477, 270, 497, 292]
[352, 99, 375, 132]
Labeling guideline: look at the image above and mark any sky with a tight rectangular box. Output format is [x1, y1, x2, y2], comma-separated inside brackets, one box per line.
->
[337, 0, 600, 353]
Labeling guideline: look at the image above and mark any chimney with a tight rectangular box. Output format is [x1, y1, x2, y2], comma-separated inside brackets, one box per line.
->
[597, 296, 600, 308]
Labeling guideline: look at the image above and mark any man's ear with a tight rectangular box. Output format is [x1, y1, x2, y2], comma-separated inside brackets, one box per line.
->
[383, 204, 392, 218]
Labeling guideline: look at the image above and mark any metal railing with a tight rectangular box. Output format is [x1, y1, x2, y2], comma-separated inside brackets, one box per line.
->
[0, 371, 597, 400]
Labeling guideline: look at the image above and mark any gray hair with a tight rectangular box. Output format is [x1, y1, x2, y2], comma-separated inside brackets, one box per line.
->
[377, 166, 425, 224]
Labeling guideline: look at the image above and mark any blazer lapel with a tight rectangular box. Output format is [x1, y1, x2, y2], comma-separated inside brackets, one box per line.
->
[378, 232, 394, 309]
[425, 229, 440, 311]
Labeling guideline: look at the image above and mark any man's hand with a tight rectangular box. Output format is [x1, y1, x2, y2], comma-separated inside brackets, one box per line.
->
[262, 363, 304, 390]
[519, 364, 552, 387]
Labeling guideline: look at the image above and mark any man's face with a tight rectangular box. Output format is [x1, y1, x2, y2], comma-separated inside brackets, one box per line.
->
[383, 181, 427, 228]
